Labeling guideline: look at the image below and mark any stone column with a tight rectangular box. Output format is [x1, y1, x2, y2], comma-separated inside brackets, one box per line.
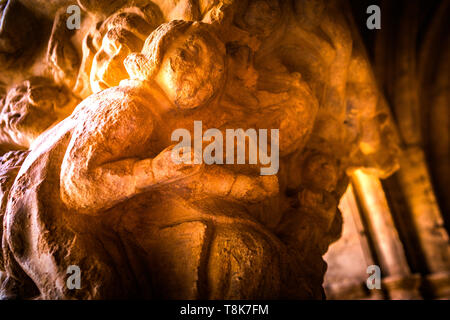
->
[352, 170, 422, 299]
[395, 147, 450, 299]
[375, 0, 450, 299]
[324, 185, 383, 300]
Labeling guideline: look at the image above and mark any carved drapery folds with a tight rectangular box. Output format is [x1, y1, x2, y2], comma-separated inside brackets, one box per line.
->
[0, 0, 407, 299]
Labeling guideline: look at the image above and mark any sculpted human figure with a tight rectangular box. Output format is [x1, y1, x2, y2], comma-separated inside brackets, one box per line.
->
[75, 3, 164, 98]
[63, 20, 277, 214]
[2, 19, 282, 299]
[0, 0, 399, 300]
[0, 1, 82, 154]
[0, 2, 86, 296]
[0, 77, 79, 298]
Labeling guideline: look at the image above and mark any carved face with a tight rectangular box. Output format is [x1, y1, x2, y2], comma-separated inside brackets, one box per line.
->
[0, 0, 402, 301]
[154, 27, 226, 109]
[0, 79, 74, 147]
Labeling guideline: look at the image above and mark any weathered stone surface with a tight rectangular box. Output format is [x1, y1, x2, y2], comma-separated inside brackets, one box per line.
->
[0, 0, 399, 299]
[0, 77, 79, 148]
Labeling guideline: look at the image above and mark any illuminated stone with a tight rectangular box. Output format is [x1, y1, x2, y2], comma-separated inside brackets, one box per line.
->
[0, 0, 399, 299]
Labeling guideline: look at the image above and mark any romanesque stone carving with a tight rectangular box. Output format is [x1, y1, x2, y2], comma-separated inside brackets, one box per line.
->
[0, 77, 78, 148]
[0, 0, 399, 299]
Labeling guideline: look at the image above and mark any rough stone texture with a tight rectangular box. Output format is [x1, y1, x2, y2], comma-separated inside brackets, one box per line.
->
[0, 77, 79, 148]
[0, 0, 399, 299]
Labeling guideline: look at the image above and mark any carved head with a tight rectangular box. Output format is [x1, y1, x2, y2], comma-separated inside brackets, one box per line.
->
[0, 0, 402, 301]
[0, 78, 76, 147]
[90, 5, 163, 93]
[125, 20, 226, 109]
